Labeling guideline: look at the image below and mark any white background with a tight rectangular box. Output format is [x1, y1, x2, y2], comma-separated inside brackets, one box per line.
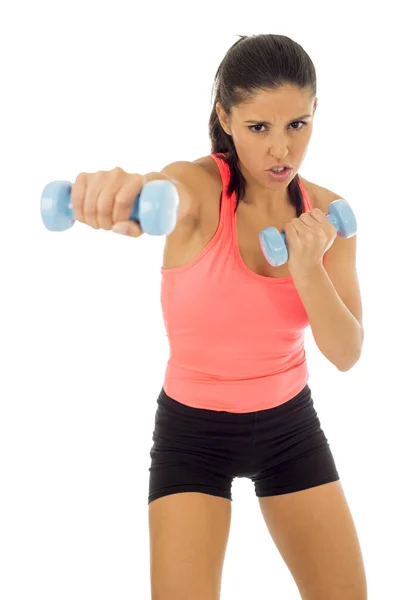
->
[1, 1, 397, 598]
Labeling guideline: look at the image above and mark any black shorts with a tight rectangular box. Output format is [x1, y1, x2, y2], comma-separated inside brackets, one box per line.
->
[148, 384, 340, 504]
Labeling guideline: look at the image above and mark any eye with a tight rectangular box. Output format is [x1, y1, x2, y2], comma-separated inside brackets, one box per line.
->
[249, 121, 308, 134]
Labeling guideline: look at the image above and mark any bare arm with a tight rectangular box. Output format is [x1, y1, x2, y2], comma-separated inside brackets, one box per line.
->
[143, 160, 213, 229]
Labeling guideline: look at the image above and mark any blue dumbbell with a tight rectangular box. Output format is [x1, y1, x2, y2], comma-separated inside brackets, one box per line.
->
[259, 199, 357, 267]
[40, 179, 179, 236]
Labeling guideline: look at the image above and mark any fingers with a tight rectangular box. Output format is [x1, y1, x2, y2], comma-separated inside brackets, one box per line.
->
[70, 168, 145, 232]
[84, 171, 105, 229]
[299, 209, 336, 238]
[96, 169, 125, 230]
[111, 220, 143, 237]
[112, 173, 145, 224]
[284, 221, 299, 238]
[298, 212, 316, 226]
[70, 172, 88, 225]
[71, 170, 105, 229]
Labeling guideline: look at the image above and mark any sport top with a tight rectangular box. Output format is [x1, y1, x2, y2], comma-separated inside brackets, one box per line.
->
[160, 152, 312, 413]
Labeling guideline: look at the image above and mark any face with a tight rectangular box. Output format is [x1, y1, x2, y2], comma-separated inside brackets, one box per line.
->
[216, 85, 317, 208]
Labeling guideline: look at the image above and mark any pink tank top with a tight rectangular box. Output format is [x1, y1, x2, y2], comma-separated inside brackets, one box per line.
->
[160, 152, 313, 413]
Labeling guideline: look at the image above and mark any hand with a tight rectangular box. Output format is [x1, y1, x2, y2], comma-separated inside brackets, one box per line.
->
[284, 208, 337, 276]
[70, 167, 145, 237]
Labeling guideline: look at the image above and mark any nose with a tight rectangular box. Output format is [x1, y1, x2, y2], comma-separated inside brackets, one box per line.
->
[267, 132, 290, 159]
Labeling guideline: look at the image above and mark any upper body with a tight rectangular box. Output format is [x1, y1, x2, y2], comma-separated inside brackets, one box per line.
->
[160, 152, 320, 278]
[136, 48, 363, 411]
[145, 149, 363, 412]
[153, 151, 362, 333]
[70, 36, 363, 412]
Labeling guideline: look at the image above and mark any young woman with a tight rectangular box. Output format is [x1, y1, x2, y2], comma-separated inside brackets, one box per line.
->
[71, 34, 367, 600]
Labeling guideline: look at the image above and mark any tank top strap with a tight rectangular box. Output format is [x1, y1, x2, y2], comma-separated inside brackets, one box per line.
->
[297, 175, 313, 212]
[209, 153, 235, 233]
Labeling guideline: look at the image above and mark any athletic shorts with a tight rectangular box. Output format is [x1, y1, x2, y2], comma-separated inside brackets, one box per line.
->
[148, 384, 340, 504]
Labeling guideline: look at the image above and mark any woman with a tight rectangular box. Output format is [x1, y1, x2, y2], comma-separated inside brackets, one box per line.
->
[72, 34, 367, 600]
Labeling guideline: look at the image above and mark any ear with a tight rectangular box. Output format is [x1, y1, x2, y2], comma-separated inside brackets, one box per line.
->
[216, 102, 232, 135]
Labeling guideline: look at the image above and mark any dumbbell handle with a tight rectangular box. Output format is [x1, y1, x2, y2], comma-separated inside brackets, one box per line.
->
[64, 194, 140, 220]
[281, 212, 340, 243]
[60, 193, 144, 221]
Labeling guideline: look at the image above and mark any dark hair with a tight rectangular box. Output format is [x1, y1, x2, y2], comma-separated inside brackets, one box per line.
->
[208, 34, 317, 216]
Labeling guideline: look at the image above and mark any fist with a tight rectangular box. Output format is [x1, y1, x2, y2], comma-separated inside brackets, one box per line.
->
[284, 207, 337, 274]
[70, 167, 145, 236]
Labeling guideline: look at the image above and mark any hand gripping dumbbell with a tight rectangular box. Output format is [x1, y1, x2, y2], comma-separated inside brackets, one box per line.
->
[259, 199, 357, 267]
[40, 179, 179, 236]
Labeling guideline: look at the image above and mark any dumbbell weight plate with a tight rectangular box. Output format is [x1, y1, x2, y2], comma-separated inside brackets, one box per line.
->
[131, 179, 179, 236]
[41, 181, 73, 232]
[329, 199, 357, 238]
[259, 227, 288, 268]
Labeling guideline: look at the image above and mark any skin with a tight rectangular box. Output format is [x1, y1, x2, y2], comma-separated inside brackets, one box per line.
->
[216, 84, 318, 214]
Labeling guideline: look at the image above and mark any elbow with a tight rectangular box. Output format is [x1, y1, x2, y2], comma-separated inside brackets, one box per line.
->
[336, 359, 358, 372]
[335, 340, 364, 372]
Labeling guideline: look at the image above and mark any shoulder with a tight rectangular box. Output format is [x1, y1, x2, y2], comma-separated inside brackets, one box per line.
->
[193, 155, 223, 191]
[192, 155, 224, 221]
[300, 177, 343, 211]
[158, 156, 221, 225]
[172, 154, 223, 197]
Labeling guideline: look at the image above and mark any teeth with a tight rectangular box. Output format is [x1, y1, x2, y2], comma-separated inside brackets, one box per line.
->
[272, 167, 285, 172]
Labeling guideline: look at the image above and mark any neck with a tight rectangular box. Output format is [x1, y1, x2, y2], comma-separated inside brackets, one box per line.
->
[242, 190, 292, 214]
[236, 155, 292, 213]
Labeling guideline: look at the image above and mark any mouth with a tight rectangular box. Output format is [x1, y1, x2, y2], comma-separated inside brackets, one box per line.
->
[266, 166, 293, 181]
[267, 165, 292, 172]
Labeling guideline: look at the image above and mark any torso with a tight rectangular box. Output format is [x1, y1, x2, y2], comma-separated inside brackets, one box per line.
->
[162, 154, 317, 279]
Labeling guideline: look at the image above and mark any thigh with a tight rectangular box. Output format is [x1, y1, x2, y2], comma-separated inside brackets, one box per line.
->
[148, 491, 232, 600]
[148, 388, 251, 503]
[259, 480, 368, 599]
[251, 384, 340, 497]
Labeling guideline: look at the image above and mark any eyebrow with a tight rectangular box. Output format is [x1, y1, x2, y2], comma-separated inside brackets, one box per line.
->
[244, 114, 312, 125]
